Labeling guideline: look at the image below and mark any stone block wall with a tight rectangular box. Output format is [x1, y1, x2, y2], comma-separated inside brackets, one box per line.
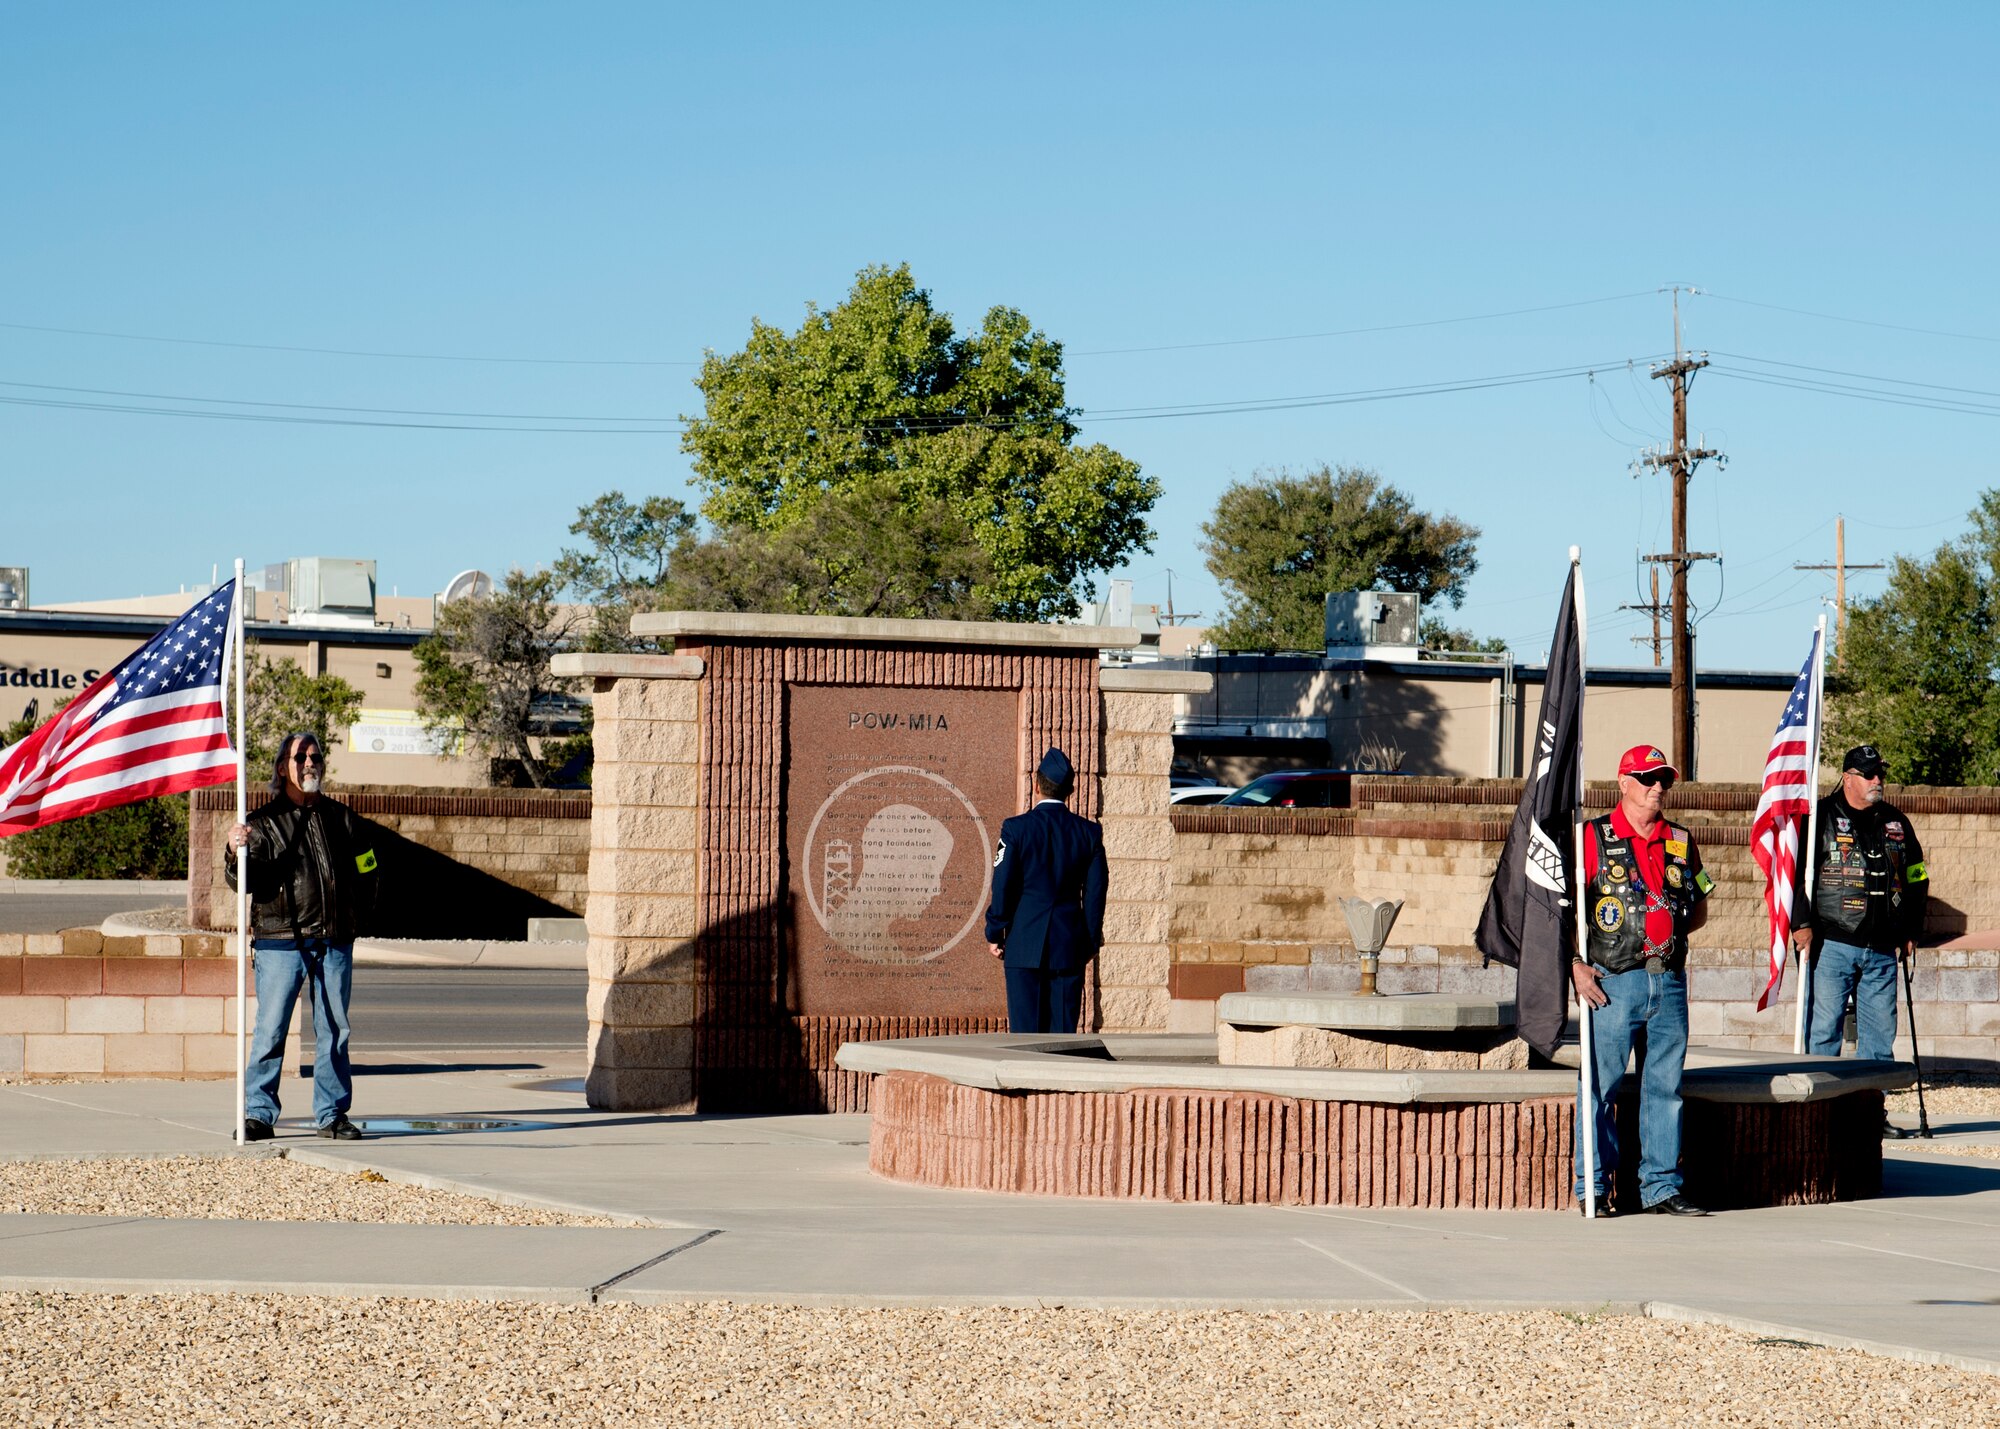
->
[1166, 779, 2000, 1066]
[1093, 678, 1186, 1034]
[0, 930, 295, 1079]
[577, 657, 704, 1113]
[190, 784, 590, 937]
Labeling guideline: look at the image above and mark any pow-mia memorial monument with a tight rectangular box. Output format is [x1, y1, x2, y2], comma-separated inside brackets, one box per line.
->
[554, 611, 1198, 1115]
[559, 612, 1907, 1211]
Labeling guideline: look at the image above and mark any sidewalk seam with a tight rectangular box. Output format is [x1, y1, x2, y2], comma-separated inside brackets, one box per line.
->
[588, 1230, 723, 1302]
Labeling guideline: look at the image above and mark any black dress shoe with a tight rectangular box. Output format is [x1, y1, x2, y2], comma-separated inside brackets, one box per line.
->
[1882, 1122, 1918, 1140]
[1642, 1193, 1709, 1216]
[317, 1115, 364, 1141]
[1579, 1201, 1618, 1220]
[243, 1119, 274, 1142]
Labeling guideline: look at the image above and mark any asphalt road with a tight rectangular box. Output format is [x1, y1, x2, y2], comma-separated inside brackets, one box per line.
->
[341, 967, 586, 1060]
[0, 892, 174, 934]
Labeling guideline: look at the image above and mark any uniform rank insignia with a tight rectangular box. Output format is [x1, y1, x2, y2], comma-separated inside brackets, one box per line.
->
[1607, 863, 1628, 884]
[1665, 865, 1683, 889]
[355, 849, 378, 873]
[1693, 870, 1715, 896]
[992, 839, 1006, 868]
[1665, 839, 1687, 858]
[1594, 896, 1624, 932]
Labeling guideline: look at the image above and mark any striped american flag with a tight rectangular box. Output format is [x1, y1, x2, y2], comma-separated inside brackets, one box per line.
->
[1750, 631, 1822, 1011]
[0, 581, 238, 835]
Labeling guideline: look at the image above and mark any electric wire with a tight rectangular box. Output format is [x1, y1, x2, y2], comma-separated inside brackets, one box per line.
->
[0, 317, 700, 367]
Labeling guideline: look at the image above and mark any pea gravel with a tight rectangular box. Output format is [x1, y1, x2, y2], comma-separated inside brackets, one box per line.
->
[1, 1296, 1993, 1427]
[0, 1156, 617, 1227]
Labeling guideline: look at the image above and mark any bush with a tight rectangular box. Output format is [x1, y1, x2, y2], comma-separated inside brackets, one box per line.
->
[3, 794, 189, 879]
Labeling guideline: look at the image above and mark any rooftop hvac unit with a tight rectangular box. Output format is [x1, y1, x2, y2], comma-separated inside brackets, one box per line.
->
[285, 557, 378, 627]
[1324, 591, 1420, 656]
[0, 566, 25, 611]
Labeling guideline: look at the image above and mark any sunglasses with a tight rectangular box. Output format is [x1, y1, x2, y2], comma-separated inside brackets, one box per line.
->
[291, 752, 326, 767]
[1628, 769, 1674, 789]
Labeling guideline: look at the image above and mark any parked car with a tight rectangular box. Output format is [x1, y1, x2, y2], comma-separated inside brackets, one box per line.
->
[1216, 769, 1356, 809]
[1168, 783, 1238, 806]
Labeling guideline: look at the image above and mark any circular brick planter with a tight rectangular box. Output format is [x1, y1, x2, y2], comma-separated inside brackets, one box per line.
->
[846, 1039, 1907, 1212]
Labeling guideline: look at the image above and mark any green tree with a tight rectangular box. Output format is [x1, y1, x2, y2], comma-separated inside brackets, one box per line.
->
[413, 568, 584, 788]
[553, 490, 699, 652]
[1198, 464, 1480, 650]
[1419, 615, 1507, 657]
[681, 263, 1159, 621]
[1827, 490, 2000, 786]
[0, 707, 189, 879]
[241, 647, 363, 777]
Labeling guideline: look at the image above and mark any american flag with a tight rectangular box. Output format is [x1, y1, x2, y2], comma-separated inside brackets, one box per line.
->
[0, 581, 239, 835]
[1750, 630, 1822, 1011]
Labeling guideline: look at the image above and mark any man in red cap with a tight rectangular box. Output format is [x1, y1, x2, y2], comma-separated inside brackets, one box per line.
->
[1571, 743, 1715, 1216]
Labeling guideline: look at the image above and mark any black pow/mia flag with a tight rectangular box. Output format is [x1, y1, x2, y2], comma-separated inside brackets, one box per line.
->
[1474, 563, 1584, 1061]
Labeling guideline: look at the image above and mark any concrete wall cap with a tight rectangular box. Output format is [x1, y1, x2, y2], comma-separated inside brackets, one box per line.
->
[631, 610, 1140, 650]
[549, 653, 705, 680]
[1218, 991, 1515, 1031]
[1099, 668, 1213, 693]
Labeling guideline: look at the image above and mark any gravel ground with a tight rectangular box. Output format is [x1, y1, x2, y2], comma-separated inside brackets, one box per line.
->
[1, 1297, 1993, 1427]
[0, 1156, 617, 1227]
[1886, 1073, 2000, 1117]
[102, 904, 216, 933]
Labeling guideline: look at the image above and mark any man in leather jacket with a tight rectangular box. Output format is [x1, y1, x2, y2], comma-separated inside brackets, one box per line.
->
[1789, 745, 1928, 1126]
[224, 732, 379, 1141]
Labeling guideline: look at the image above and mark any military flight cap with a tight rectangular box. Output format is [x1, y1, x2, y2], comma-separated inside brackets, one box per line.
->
[1843, 744, 1887, 777]
[1037, 746, 1074, 788]
[1617, 744, 1678, 780]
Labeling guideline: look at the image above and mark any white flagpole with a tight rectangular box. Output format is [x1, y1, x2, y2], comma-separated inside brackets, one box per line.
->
[1793, 616, 1828, 1055]
[232, 560, 249, 1145]
[1569, 547, 1598, 1218]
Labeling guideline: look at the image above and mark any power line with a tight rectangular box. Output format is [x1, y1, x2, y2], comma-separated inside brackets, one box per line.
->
[1069, 290, 1658, 357]
[0, 317, 700, 367]
[0, 377, 677, 424]
[1705, 292, 2000, 348]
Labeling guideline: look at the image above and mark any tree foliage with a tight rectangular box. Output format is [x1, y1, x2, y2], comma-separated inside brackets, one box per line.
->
[1827, 489, 2000, 786]
[1199, 465, 1481, 650]
[241, 648, 363, 777]
[680, 264, 1159, 621]
[413, 568, 584, 788]
[553, 491, 698, 652]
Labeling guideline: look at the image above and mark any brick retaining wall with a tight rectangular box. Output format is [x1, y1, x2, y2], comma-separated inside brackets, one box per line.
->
[190, 784, 590, 938]
[0, 930, 290, 1079]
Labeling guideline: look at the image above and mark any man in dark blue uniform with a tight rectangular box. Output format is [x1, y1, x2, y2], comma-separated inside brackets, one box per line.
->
[985, 747, 1109, 1034]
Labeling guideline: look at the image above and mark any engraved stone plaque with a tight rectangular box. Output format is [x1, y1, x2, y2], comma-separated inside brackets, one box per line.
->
[785, 684, 1016, 1016]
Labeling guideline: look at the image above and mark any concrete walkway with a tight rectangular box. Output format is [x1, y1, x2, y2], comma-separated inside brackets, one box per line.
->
[2, 1063, 1997, 1374]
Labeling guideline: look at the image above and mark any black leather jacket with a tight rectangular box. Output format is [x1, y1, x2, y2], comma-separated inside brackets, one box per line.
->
[222, 794, 379, 942]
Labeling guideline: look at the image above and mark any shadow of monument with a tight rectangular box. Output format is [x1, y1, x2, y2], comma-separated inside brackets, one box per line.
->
[688, 895, 1006, 1116]
[356, 815, 573, 940]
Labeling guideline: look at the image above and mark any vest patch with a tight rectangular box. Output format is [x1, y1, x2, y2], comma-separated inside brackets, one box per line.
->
[1666, 865, 1683, 889]
[1907, 861, 1928, 882]
[354, 850, 377, 873]
[1665, 839, 1687, 858]
[1694, 869, 1715, 896]
[1607, 863, 1628, 884]
[1594, 896, 1625, 932]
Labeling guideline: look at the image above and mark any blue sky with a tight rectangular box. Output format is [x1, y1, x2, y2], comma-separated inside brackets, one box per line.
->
[6, 3, 1996, 669]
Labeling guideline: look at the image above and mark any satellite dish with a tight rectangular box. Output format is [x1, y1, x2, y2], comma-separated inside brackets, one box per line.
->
[440, 569, 494, 604]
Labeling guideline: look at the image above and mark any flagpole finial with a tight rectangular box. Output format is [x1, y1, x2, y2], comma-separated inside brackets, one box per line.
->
[1568, 545, 1581, 564]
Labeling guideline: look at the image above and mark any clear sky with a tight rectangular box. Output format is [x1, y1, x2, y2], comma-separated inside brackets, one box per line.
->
[7, 3, 1996, 670]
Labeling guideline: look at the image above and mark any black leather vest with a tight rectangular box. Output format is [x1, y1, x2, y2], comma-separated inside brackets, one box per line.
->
[1585, 816, 1699, 973]
[1811, 798, 1917, 947]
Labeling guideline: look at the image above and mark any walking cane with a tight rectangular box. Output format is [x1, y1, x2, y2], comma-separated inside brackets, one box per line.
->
[1898, 949, 1933, 1139]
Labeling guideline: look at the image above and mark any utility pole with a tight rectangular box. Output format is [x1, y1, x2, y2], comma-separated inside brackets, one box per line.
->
[1795, 517, 1883, 667]
[1159, 569, 1203, 627]
[1641, 287, 1722, 777]
[1621, 565, 1668, 667]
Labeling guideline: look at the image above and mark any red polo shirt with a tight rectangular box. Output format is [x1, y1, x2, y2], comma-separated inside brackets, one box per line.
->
[1585, 805, 1697, 952]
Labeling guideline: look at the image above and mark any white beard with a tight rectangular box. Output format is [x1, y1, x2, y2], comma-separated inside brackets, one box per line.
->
[300, 775, 323, 795]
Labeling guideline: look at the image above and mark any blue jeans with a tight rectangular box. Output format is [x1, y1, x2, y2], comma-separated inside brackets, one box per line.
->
[1576, 966, 1689, 1208]
[244, 939, 354, 1128]
[1809, 939, 1900, 1060]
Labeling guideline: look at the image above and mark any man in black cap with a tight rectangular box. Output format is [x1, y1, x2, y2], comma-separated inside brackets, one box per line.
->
[1790, 744, 1929, 1111]
[984, 746, 1109, 1034]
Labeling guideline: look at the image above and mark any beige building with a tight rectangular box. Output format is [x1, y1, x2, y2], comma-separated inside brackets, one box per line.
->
[1170, 652, 1794, 784]
[0, 565, 488, 788]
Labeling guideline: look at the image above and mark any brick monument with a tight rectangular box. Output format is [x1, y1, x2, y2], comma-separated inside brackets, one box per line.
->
[553, 613, 1203, 1114]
